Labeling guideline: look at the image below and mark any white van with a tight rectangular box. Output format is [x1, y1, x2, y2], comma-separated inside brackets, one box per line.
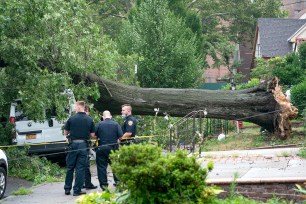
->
[9, 89, 75, 155]
[0, 149, 8, 199]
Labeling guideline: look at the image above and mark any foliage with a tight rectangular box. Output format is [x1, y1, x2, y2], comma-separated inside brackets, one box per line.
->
[11, 187, 32, 195]
[297, 147, 306, 159]
[294, 184, 306, 195]
[298, 42, 306, 69]
[223, 78, 260, 90]
[272, 53, 305, 86]
[0, 123, 13, 146]
[228, 172, 239, 199]
[214, 195, 262, 204]
[0, 0, 135, 121]
[191, 0, 285, 67]
[5, 147, 65, 185]
[86, 0, 134, 39]
[252, 47, 306, 87]
[237, 78, 261, 89]
[304, 108, 306, 135]
[110, 144, 218, 204]
[251, 57, 284, 80]
[76, 191, 120, 204]
[291, 80, 306, 115]
[118, 0, 203, 88]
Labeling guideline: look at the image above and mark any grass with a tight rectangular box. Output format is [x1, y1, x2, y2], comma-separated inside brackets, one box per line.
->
[11, 187, 32, 195]
[297, 147, 306, 158]
[277, 151, 290, 157]
[202, 126, 306, 151]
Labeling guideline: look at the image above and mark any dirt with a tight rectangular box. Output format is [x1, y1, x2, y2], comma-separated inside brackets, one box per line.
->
[3, 177, 33, 199]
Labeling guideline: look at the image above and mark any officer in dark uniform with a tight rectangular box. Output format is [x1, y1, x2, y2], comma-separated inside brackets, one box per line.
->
[95, 110, 122, 190]
[64, 101, 95, 196]
[120, 104, 137, 144]
[83, 105, 97, 190]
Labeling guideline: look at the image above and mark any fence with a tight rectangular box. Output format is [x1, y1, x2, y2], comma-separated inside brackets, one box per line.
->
[167, 110, 231, 153]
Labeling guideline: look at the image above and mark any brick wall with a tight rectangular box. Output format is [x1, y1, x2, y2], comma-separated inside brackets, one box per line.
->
[212, 182, 306, 202]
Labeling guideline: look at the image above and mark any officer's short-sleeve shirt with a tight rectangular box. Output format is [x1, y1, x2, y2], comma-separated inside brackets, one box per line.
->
[95, 119, 123, 145]
[122, 115, 137, 137]
[64, 112, 95, 140]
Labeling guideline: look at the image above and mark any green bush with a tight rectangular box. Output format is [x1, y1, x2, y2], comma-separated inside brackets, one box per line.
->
[222, 78, 260, 90]
[304, 108, 306, 135]
[110, 144, 218, 204]
[272, 53, 305, 86]
[76, 191, 119, 204]
[291, 80, 306, 115]
[5, 147, 65, 185]
[0, 123, 13, 146]
[236, 78, 260, 90]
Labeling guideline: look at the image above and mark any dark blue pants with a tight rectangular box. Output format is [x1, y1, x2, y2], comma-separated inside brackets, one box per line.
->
[64, 142, 88, 193]
[96, 145, 119, 188]
[84, 151, 93, 187]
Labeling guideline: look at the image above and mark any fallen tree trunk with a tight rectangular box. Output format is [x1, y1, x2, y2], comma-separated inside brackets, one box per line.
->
[86, 74, 298, 139]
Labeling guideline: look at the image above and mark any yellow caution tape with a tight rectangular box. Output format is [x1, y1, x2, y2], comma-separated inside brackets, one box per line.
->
[0, 135, 165, 148]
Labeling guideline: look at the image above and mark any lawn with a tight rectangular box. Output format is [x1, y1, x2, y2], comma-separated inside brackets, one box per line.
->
[202, 125, 306, 151]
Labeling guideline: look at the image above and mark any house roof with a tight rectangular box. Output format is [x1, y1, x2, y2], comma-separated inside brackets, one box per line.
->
[288, 23, 306, 42]
[258, 18, 306, 57]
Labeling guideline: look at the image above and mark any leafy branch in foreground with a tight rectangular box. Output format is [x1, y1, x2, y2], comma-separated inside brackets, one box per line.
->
[5, 147, 65, 185]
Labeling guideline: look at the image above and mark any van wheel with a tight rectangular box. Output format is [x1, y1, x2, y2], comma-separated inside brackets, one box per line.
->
[0, 167, 7, 199]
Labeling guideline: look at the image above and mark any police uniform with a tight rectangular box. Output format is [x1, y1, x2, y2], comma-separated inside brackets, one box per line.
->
[121, 115, 137, 144]
[95, 118, 123, 189]
[64, 112, 95, 195]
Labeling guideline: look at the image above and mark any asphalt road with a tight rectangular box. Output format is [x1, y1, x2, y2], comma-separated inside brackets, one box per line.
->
[4, 177, 32, 199]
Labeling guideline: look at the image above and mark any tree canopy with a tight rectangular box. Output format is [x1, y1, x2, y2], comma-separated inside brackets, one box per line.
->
[0, 0, 287, 121]
[0, 0, 134, 119]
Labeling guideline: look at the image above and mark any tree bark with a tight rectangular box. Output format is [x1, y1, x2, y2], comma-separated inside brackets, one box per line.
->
[86, 74, 298, 139]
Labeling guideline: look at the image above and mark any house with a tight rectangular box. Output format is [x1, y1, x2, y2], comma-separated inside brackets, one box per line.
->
[202, 1, 306, 87]
[251, 18, 306, 67]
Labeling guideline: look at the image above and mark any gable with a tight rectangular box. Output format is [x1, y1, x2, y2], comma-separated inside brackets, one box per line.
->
[288, 23, 306, 43]
[257, 18, 306, 57]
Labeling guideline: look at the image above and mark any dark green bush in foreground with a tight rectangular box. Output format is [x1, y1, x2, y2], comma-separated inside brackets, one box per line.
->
[110, 144, 217, 204]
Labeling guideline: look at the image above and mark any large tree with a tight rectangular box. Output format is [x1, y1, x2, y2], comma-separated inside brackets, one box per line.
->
[85, 74, 297, 139]
[0, 0, 298, 140]
[117, 0, 203, 88]
[0, 0, 135, 119]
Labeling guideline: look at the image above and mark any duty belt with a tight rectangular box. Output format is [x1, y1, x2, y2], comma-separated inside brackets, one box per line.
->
[72, 140, 86, 143]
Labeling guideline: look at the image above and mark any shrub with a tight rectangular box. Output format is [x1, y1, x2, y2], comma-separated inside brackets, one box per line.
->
[303, 108, 306, 135]
[0, 123, 13, 146]
[291, 80, 306, 115]
[5, 147, 65, 185]
[222, 78, 260, 90]
[110, 144, 218, 204]
[272, 53, 305, 86]
[76, 191, 119, 204]
[236, 78, 260, 89]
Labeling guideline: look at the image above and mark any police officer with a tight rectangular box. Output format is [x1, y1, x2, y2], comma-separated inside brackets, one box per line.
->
[120, 104, 137, 144]
[83, 105, 97, 190]
[95, 110, 122, 190]
[64, 101, 95, 196]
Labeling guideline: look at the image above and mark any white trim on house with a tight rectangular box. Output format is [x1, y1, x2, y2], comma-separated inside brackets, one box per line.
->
[287, 23, 306, 42]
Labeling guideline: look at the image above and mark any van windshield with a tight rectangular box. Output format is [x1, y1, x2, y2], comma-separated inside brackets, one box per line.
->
[15, 103, 29, 121]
